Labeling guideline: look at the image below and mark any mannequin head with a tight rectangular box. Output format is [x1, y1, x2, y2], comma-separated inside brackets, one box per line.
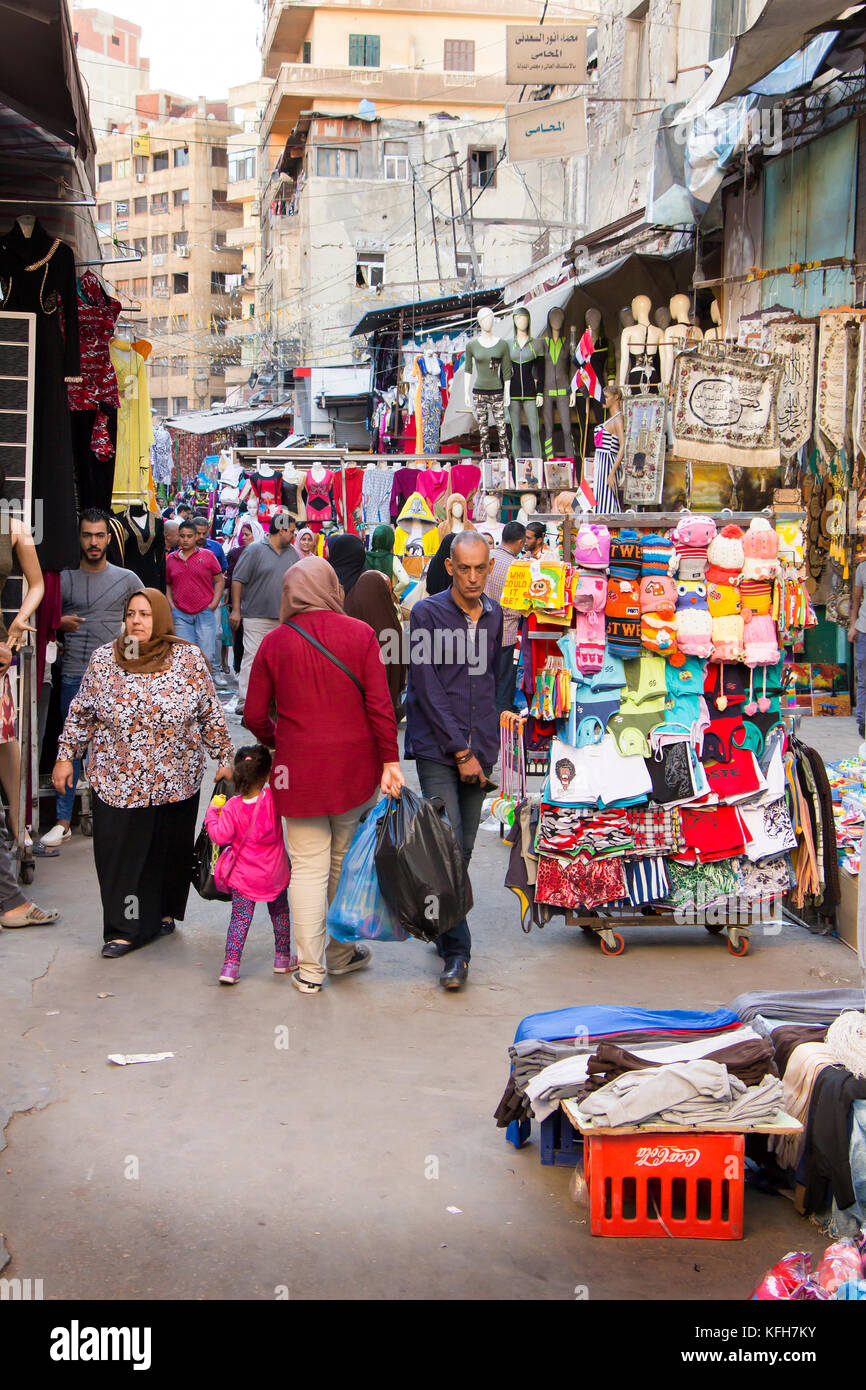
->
[619, 306, 635, 330]
[670, 293, 691, 325]
[710, 298, 722, 327]
[548, 307, 565, 338]
[452, 500, 464, 521]
[513, 307, 531, 340]
[484, 496, 501, 523]
[476, 307, 495, 335]
[245, 498, 257, 518]
[654, 306, 672, 332]
[586, 308, 602, 336]
[631, 296, 651, 325]
[519, 492, 537, 518]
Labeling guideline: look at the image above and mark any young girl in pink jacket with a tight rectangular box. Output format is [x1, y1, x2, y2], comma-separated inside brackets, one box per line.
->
[204, 744, 294, 985]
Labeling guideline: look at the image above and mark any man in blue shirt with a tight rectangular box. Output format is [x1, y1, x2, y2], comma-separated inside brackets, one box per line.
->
[405, 531, 502, 991]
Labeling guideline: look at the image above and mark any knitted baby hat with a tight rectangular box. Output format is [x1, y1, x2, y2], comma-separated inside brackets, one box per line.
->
[573, 523, 611, 570]
[641, 611, 685, 666]
[675, 580, 708, 613]
[675, 606, 713, 658]
[706, 571, 741, 618]
[605, 577, 641, 659]
[641, 533, 673, 577]
[741, 517, 780, 581]
[738, 575, 773, 617]
[706, 524, 745, 574]
[573, 570, 608, 613]
[640, 575, 677, 613]
[608, 529, 642, 580]
[710, 612, 745, 663]
[574, 609, 606, 673]
[743, 611, 780, 668]
[670, 515, 717, 578]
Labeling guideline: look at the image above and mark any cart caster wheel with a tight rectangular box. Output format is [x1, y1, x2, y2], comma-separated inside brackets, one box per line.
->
[80, 816, 92, 837]
[728, 934, 749, 956]
[600, 932, 625, 956]
[19, 862, 35, 885]
[704, 922, 725, 935]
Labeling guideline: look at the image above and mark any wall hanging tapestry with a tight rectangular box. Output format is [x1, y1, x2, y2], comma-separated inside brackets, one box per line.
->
[855, 318, 866, 459]
[765, 317, 816, 459]
[816, 307, 864, 452]
[622, 392, 666, 504]
[671, 345, 783, 467]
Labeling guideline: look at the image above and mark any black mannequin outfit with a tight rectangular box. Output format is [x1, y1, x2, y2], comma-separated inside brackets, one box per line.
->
[0, 220, 81, 570]
[109, 509, 166, 591]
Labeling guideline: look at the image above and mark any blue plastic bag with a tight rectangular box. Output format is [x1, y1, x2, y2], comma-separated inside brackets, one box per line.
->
[327, 799, 409, 943]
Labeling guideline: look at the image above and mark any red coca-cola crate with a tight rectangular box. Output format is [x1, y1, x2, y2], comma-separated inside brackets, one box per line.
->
[585, 1130, 745, 1239]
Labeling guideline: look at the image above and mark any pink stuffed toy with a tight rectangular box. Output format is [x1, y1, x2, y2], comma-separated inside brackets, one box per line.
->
[741, 517, 780, 582]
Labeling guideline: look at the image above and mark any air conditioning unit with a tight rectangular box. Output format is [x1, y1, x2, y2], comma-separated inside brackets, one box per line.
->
[152, 253, 165, 266]
[136, 173, 146, 183]
[177, 245, 190, 258]
[251, 200, 261, 217]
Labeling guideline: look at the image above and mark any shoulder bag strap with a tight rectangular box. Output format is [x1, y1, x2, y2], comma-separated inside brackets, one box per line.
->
[284, 619, 364, 697]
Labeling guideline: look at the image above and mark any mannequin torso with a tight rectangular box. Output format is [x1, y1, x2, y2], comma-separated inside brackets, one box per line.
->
[619, 295, 663, 389]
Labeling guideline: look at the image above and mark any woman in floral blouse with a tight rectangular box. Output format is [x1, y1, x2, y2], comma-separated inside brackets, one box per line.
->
[53, 589, 234, 957]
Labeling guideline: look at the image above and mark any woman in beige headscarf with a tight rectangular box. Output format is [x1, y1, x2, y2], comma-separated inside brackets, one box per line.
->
[244, 558, 404, 994]
[53, 589, 234, 957]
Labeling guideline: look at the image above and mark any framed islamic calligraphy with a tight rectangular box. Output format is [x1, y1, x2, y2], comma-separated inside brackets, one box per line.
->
[764, 317, 816, 459]
[622, 393, 666, 505]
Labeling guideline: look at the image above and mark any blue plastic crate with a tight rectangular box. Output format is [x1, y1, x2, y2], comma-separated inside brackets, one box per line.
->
[539, 1106, 583, 1167]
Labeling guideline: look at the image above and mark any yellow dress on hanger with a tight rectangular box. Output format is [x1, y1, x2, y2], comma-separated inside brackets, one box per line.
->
[110, 339, 155, 501]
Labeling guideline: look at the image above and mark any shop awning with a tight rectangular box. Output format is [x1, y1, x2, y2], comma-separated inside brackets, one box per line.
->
[500, 276, 576, 337]
[167, 402, 294, 436]
[713, 0, 861, 107]
[350, 287, 503, 338]
[0, 0, 95, 176]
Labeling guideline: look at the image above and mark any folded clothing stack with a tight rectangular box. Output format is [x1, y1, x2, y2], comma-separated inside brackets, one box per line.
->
[575, 1059, 784, 1129]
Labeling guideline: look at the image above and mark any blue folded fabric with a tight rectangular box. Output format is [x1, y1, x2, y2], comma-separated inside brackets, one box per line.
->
[513, 1005, 742, 1045]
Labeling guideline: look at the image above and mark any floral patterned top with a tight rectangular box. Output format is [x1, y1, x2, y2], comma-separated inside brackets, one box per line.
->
[57, 642, 233, 809]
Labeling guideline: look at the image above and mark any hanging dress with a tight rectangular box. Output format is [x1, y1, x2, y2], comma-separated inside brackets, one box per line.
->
[592, 413, 622, 514]
[413, 357, 444, 456]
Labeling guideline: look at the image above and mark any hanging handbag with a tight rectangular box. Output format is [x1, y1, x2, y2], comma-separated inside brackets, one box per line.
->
[191, 777, 234, 902]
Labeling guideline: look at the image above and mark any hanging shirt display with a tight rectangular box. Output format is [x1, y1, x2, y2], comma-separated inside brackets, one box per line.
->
[115, 508, 167, 592]
[362, 467, 394, 527]
[109, 339, 154, 501]
[0, 220, 81, 570]
[304, 468, 335, 532]
[412, 356, 445, 456]
[245, 471, 282, 521]
[149, 425, 174, 488]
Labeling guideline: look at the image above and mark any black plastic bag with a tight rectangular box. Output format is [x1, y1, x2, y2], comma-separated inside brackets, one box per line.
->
[191, 778, 233, 903]
[374, 788, 473, 941]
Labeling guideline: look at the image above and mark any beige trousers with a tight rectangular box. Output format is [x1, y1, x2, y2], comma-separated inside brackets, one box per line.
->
[283, 795, 376, 984]
[238, 616, 279, 703]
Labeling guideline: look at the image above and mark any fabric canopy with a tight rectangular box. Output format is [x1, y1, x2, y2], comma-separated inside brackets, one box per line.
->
[713, 0, 860, 106]
[0, 0, 94, 175]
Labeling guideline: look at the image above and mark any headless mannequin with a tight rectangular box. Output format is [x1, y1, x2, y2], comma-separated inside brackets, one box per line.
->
[17, 215, 36, 239]
[661, 293, 703, 384]
[517, 492, 538, 526]
[541, 306, 574, 460]
[703, 298, 723, 343]
[308, 461, 326, 484]
[465, 306, 511, 460]
[508, 307, 543, 460]
[619, 295, 663, 391]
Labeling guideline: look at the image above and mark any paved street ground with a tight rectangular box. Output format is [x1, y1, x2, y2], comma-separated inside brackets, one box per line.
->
[1, 714, 861, 1301]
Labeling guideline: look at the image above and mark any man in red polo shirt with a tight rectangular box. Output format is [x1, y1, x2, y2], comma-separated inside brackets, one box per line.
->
[166, 519, 224, 671]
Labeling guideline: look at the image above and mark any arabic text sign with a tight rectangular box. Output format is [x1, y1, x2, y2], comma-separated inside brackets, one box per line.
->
[507, 97, 587, 163]
[506, 25, 588, 86]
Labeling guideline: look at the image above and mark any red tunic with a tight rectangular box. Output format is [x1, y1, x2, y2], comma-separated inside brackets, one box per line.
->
[244, 611, 400, 818]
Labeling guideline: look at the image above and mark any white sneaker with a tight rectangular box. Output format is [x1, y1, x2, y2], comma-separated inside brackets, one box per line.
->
[41, 824, 71, 848]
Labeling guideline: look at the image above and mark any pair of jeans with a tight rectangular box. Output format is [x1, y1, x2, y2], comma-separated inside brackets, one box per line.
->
[856, 632, 866, 734]
[415, 758, 489, 964]
[171, 607, 216, 664]
[496, 644, 518, 715]
[56, 674, 84, 822]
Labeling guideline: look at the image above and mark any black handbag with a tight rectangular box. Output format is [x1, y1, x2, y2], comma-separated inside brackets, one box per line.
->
[191, 777, 234, 902]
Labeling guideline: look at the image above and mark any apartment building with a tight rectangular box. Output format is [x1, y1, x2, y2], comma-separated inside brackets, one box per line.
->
[258, 0, 597, 369]
[224, 80, 274, 405]
[95, 98, 244, 415]
[72, 8, 150, 135]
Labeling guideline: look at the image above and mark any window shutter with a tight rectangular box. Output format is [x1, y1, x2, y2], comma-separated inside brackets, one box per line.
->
[349, 34, 362, 66]
[366, 35, 380, 67]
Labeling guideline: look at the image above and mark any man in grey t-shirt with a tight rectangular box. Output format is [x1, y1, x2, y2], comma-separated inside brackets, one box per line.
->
[41, 510, 143, 848]
[848, 560, 866, 737]
[230, 511, 298, 709]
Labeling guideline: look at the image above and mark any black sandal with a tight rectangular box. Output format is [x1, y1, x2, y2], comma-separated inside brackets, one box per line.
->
[102, 940, 134, 958]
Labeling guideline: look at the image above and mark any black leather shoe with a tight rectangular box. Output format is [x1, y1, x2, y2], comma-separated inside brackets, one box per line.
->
[439, 958, 469, 990]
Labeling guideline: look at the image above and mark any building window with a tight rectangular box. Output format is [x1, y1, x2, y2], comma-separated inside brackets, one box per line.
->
[133, 277, 147, 296]
[172, 314, 189, 331]
[151, 234, 167, 255]
[113, 280, 129, 295]
[171, 355, 187, 373]
[152, 275, 169, 295]
[302, 40, 311, 63]
[172, 396, 188, 414]
[356, 250, 384, 288]
[444, 39, 475, 72]
[133, 196, 147, 215]
[173, 188, 189, 207]
[173, 273, 189, 295]
[151, 192, 168, 214]
[624, 1, 650, 101]
[116, 158, 131, 179]
[134, 155, 148, 180]
[151, 397, 168, 415]
[709, 0, 746, 61]
[174, 146, 189, 167]
[229, 149, 256, 183]
[213, 230, 227, 249]
[211, 271, 228, 295]
[111, 34, 120, 46]
[211, 146, 228, 168]
[348, 34, 380, 67]
[173, 231, 189, 251]
[97, 201, 111, 222]
[150, 360, 169, 377]
[115, 199, 129, 218]
[468, 148, 496, 190]
[316, 147, 359, 178]
[151, 317, 168, 333]
[133, 236, 147, 257]
[153, 150, 169, 172]
[384, 140, 410, 181]
[212, 188, 238, 210]
[98, 162, 112, 183]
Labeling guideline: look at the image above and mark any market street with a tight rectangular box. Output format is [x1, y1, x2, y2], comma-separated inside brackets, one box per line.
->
[2, 717, 860, 1302]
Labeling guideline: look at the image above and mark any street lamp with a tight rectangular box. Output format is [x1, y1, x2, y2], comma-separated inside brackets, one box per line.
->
[193, 368, 209, 406]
